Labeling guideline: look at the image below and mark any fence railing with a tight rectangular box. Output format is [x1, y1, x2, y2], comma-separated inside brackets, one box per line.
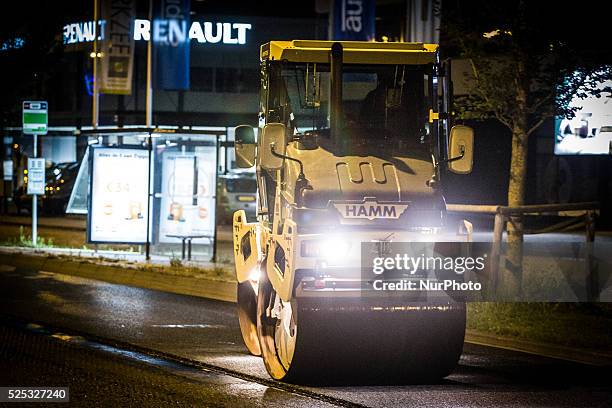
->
[447, 202, 600, 300]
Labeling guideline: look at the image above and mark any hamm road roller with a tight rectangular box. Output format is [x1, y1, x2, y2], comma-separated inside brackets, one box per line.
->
[232, 40, 475, 383]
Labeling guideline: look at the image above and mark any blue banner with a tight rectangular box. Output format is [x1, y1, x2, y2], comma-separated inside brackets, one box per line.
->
[332, 0, 376, 41]
[153, 0, 191, 90]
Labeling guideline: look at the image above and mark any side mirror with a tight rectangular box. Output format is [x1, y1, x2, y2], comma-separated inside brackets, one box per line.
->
[448, 125, 474, 174]
[260, 123, 287, 170]
[234, 125, 256, 168]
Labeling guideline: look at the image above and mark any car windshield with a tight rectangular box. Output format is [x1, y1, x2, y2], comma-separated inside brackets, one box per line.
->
[272, 63, 433, 149]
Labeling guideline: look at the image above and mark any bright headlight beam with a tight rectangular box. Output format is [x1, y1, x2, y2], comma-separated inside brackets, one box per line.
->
[248, 268, 260, 282]
[302, 239, 351, 262]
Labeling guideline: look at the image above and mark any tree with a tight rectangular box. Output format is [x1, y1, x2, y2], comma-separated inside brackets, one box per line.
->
[442, 0, 612, 296]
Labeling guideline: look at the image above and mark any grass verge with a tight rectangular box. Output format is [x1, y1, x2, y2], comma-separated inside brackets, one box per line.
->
[467, 302, 612, 350]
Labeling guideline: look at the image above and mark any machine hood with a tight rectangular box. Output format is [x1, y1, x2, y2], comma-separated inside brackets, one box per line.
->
[283, 142, 440, 211]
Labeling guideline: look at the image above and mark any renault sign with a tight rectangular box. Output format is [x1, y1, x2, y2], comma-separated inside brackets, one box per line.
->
[134, 19, 251, 44]
[63, 19, 252, 46]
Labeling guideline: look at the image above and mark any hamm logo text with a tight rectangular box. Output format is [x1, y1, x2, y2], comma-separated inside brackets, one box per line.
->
[333, 198, 409, 220]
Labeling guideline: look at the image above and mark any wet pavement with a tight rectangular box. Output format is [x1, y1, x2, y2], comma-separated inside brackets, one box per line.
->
[0, 264, 611, 407]
[0, 321, 333, 407]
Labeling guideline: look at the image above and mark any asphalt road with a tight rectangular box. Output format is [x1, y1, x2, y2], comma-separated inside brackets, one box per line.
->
[0, 321, 333, 407]
[1, 264, 611, 407]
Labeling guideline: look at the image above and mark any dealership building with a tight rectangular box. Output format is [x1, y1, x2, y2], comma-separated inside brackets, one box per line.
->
[0, 1, 412, 258]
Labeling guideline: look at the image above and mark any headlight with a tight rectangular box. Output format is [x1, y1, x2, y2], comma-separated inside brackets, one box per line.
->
[248, 268, 260, 282]
[301, 239, 351, 262]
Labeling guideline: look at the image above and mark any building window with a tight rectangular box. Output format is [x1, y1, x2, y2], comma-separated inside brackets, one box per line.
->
[190, 67, 214, 92]
[214, 67, 258, 94]
[238, 69, 259, 93]
[215, 67, 240, 93]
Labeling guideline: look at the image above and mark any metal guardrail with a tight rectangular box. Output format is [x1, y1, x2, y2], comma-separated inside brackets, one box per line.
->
[447, 202, 600, 300]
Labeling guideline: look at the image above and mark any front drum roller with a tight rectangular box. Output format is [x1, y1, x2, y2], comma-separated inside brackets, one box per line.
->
[237, 280, 261, 356]
[257, 272, 466, 384]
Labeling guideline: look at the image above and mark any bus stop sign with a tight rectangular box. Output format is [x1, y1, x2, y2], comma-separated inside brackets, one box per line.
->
[27, 158, 45, 195]
[22, 101, 48, 135]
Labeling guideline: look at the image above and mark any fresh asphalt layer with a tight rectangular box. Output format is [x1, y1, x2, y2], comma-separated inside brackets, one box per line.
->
[1, 265, 611, 407]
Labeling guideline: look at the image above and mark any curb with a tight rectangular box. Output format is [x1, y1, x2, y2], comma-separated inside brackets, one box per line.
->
[2, 250, 611, 367]
[0, 251, 236, 303]
[464, 329, 612, 367]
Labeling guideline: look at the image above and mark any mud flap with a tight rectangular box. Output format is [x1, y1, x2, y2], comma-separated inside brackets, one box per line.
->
[233, 210, 259, 283]
[267, 218, 297, 302]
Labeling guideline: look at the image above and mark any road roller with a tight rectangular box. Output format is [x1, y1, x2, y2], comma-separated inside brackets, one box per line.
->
[232, 40, 475, 384]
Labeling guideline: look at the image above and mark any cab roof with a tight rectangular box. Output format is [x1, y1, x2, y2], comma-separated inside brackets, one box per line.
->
[260, 40, 438, 65]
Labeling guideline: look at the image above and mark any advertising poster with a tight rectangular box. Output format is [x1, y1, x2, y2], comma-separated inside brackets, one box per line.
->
[158, 148, 216, 244]
[89, 147, 150, 243]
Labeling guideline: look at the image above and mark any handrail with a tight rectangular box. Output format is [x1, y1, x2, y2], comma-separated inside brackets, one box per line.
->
[446, 204, 499, 214]
[498, 202, 599, 215]
[446, 202, 599, 215]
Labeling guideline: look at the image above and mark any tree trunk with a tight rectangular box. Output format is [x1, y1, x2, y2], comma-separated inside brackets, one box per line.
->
[502, 53, 531, 300]
[505, 127, 528, 299]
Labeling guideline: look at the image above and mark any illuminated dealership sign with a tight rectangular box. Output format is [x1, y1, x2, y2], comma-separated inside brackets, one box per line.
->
[63, 21, 106, 44]
[63, 19, 251, 45]
[134, 19, 251, 44]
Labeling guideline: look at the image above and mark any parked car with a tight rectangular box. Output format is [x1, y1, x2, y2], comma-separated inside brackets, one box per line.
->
[14, 161, 79, 215]
[217, 172, 257, 223]
[44, 161, 80, 215]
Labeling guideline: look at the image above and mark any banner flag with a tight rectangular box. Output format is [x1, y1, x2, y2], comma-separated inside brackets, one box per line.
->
[406, 0, 442, 44]
[153, 0, 191, 90]
[331, 0, 376, 41]
[99, 0, 136, 95]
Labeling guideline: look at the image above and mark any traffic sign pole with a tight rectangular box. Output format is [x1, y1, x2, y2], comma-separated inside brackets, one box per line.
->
[22, 100, 47, 246]
[32, 134, 37, 246]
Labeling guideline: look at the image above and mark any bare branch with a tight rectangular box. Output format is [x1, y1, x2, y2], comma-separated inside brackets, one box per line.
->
[529, 91, 554, 114]
[468, 58, 479, 80]
[527, 117, 547, 136]
[494, 113, 514, 131]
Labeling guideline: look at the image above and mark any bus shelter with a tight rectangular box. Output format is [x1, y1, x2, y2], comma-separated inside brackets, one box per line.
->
[70, 126, 232, 262]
